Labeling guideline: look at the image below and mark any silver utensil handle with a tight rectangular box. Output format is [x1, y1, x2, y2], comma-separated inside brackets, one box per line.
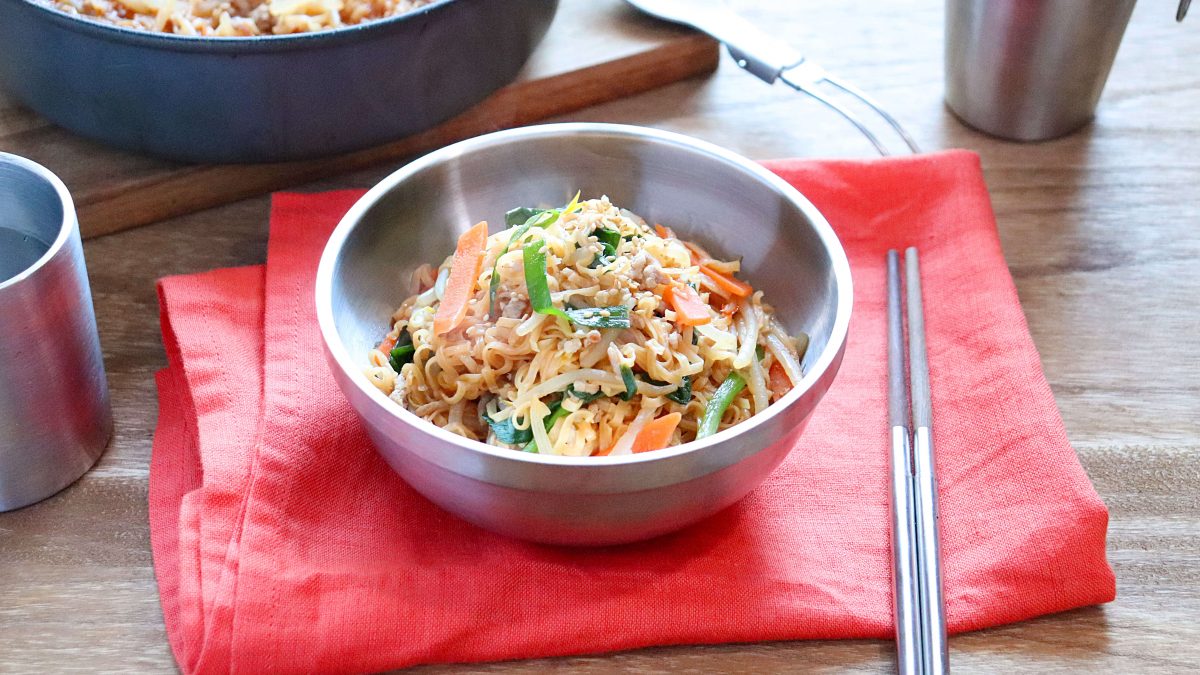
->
[691, 13, 805, 82]
[891, 426, 923, 675]
[623, 0, 918, 155]
[906, 248, 948, 674]
[913, 426, 948, 674]
[887, 250, 922, 674]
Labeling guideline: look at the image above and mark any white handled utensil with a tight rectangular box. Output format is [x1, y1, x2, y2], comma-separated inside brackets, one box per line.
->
[624, 0, 920, 155]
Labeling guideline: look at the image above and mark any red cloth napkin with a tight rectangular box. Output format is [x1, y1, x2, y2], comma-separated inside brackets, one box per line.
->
[150, 150, 1115, 674]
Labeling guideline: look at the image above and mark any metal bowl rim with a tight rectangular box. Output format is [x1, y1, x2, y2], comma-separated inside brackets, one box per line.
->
[7, 0, 464, 51]
[315, 122, 853, 467]
[0, 152, 76, 292]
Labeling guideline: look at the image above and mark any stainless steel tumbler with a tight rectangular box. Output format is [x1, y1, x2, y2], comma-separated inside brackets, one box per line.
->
[0, 152, 111, 511]
[945, 0, 1137, 141]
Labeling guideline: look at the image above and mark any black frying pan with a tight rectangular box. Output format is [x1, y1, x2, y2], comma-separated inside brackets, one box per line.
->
[0, 0, 557, 162]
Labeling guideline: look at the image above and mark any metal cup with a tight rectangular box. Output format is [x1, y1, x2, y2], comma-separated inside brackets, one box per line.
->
[945, 0, 1137, 141]
[0, 152, 111, 511]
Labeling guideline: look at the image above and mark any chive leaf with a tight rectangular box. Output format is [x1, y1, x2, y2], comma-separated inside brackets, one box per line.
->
[388, 345, 415, 372]
[505, 207, 548, 226]
[523, 394, 571, 453]
[640, 373, 692, 405]
[667, 375, 692, 404]
[566, 385, 606, 404]
[564, 305, 631, 329]
[388, 329, 415, 371]
[589, 226, 622, 268]
[595, 227, 621, 252]
[696, 371, 746, 439]
[620, 365, 637, 401]
[489, 208, 569, 316]
[523, 240, 571, 324]
[485, 413, 533, 446]
[521, 240, 631, 329]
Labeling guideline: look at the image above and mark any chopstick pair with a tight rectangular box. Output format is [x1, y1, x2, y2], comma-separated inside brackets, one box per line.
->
[886, 248, 949, 675]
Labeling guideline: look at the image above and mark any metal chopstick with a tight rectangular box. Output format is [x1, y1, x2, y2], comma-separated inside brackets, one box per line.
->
[886, 250, 922, 675]
[905, 247, 949, 674]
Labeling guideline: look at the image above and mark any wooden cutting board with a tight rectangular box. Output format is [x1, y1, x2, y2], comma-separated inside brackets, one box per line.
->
[0, 0, 717, 239]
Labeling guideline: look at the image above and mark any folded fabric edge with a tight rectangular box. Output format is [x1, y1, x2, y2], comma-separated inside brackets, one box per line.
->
[148, 367, 200, 671]
[153, 265, 270, 675]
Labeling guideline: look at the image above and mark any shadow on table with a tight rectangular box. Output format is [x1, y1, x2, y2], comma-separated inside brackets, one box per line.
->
[952, 604, 1111, 661]
[405, 638, 892, 674]
[400, 606, 1110, 674]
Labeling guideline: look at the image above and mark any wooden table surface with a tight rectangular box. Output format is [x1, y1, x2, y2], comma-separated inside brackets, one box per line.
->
[3, 1, 1198, 673]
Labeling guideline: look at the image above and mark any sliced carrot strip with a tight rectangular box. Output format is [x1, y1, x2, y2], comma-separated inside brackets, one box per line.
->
[433, 221, 490, 335]
[703, 259, 740, 275]
[632, 412, 682, 453]
[654, 223, 676, 239]
[682, 240, 711, 265]
[700, 264, 752, 299]
[378, 333, 398, 353]
[697, 272, 731, 301]
[768, 361, 792, 400]
[664, 284, 712, 326]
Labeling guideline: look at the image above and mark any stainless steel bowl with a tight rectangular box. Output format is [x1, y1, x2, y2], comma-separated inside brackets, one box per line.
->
[316, 123, 852, 545]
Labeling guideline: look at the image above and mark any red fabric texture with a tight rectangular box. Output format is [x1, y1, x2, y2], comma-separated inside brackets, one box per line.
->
[149, 151, 1115, 674]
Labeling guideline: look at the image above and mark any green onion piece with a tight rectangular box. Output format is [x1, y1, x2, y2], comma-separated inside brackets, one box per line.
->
[387, 329, 415, 371]
[487, 263, 504, 317]
[523, 394, 572, 453]
[509, 191, 580, 227]
[567, 385, 606, 404]
[595, 227, 621, 252]
[522, 241, 629, 328]
[564, 305, 631, 329]
[487, 272, 501, 317]
[588, 248, 614, 269]
[640, 374, 692, 405]
[589, 226, 622, 268]
[529, 209, 562, 229]
[691, 328, 699, 346]
[484, 413, 533, 446]
[697, 371, 746, 439]
[388, 345, 415, 371]
[505, 207, 548, 226]
[667, 375, 692, 404]
[488, 209, 564, 316]
[756, 344, 766, 361]
[522, 240, 571, 324]
[620, 365, 637, 401]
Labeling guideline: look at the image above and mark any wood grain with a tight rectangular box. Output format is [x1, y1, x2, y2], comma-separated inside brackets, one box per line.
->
[1, 0, 1198, 673]
[0, 1, 718, 239]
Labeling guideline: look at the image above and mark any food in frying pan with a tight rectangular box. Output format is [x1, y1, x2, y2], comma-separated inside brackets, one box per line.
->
[43, 0, 431, 35]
